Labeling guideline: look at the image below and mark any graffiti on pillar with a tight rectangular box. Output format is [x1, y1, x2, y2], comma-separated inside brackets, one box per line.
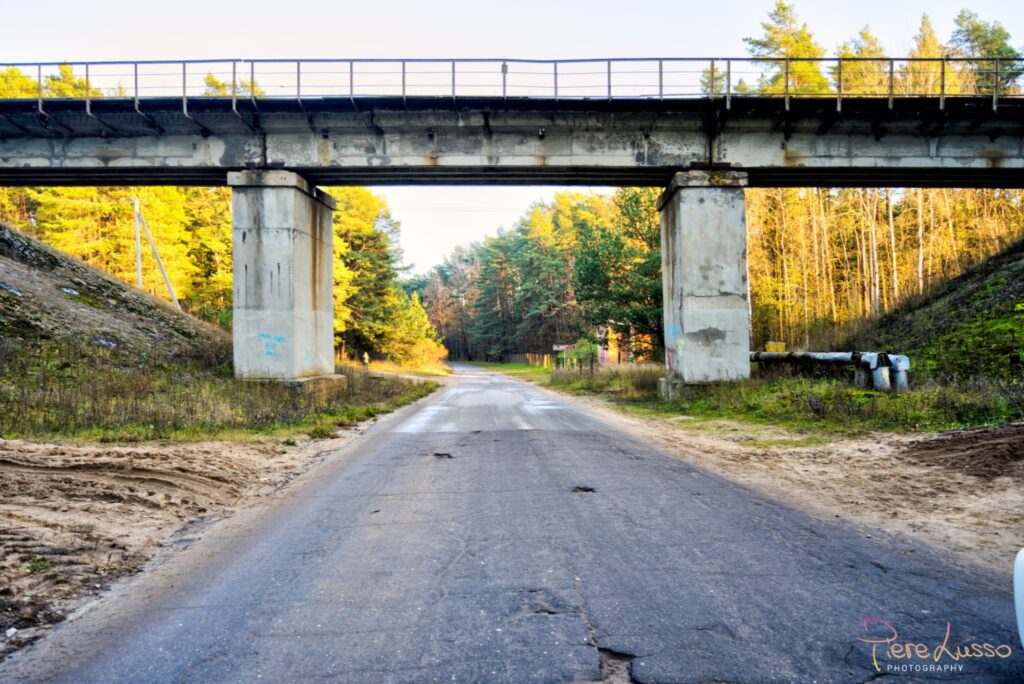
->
[666, 323, 683, 371]
[257, 332, 287, 357]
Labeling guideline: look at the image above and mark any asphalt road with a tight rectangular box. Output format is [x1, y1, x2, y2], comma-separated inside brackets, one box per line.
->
[3, 365, 1021, 683]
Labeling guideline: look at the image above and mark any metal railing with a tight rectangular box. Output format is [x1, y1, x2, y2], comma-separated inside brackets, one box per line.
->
[1, 58, 1021, 111]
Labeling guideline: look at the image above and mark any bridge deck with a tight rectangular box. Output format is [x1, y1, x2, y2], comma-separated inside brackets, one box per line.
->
[0, 96, 1021, 187]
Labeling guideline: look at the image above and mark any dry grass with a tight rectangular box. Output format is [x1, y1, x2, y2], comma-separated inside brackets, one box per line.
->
[550, 363, 664, 400]
[337, 358, 452, 378]
[546, 362, 1024, 433]
[0, 340, 435, 441]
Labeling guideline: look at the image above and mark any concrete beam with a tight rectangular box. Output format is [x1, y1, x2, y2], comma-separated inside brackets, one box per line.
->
[2, 99, 1023, 187]
[658, 170, 750, 394]
[229, 170, 335, 380]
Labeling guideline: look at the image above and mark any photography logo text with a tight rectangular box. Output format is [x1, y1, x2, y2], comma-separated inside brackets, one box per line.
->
[859, 617, 1014, 674]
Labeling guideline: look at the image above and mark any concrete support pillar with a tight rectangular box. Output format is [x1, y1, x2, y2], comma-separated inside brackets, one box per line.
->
[228, 170, 335, 380]
[657, 170, 750, 397]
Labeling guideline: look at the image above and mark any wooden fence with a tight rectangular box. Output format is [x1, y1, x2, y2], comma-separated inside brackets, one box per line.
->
[504, 353, 553, 369]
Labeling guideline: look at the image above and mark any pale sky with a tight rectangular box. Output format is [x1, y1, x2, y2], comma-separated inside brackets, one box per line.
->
[4, 0, 1022, 272]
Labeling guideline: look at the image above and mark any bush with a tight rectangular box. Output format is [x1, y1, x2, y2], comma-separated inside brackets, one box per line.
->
[550, 363, 664, 400]
[403, 338, 449, 372]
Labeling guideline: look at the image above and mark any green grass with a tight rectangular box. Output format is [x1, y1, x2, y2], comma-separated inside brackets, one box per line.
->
[23, 556, 50, 575]
[849, 238, 1024, 382]
[69, 292, 103, 309]
[484, 361, 1024, 435]
[912, 310, 1024, 379]
[0, 340, 436, 442]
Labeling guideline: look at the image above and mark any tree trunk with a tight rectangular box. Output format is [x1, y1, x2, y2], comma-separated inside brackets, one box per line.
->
[916, 189, 925, 295]
[887, 188, 899, 304]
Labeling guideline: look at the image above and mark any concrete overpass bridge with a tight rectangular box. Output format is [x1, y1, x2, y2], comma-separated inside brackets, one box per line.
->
[1, 57, 1022, 388]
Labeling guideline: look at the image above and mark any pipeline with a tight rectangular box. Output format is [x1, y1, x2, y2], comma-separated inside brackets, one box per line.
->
[749, 351, 910, 392]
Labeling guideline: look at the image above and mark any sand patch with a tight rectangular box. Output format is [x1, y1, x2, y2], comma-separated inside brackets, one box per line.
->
[0, 432, 359, 657]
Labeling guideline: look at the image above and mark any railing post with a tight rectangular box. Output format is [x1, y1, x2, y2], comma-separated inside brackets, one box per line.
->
[888, 59, 894, 109]
[939, 57, 945, 110]
[726, 59, 731, 109]
[709, 59, 715, 98]
[501, 61, 508, 99]
[836, 58, 842, 112]
[37, 64, 43, 114]
[349, 61, 354, 100]
[134, 62, 140, 111]
[296, 60, 301, 99]
[993, 58, 1000, 111]
[607, 59, 612, 100]
[658, 59, 663, 100]
[784, 58, 790, 110]
[251, 61, 256, 101]
[553, 62, 558, 100]
[231, 61, 237, 110]
[85, 63, 91, 115]
[401, 60, 406, 100]
[182, 61, 188, 115]
[451, 60, 456, 99]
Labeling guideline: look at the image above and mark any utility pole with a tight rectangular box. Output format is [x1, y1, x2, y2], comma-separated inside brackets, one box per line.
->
[133, 197, 143, 289]
[132, 198, 181, 310]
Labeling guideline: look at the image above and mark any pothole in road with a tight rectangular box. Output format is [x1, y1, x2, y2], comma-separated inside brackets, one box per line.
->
[598, 648, 635, 683]
[431, 452, 453, 459]
[511, 588, 575, 619]
[573, 486, 596, 493]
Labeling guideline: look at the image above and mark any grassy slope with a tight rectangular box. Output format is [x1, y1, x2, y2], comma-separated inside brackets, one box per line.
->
[848, 238, 1024, 381]
[0, 223, 435, 440]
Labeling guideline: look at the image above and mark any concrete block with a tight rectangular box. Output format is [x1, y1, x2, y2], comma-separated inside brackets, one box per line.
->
[659, 171, 751, 384]
[657, 376, 687, 401]
[279, 374, 349, 404]
[230, 171, 335, 380]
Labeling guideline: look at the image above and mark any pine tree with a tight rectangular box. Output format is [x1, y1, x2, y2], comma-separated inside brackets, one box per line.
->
[949, 10, 1023, 94]
[899, 15, 945, 96]
[743, 1, 830, 96]
[835, 27, 887, 96]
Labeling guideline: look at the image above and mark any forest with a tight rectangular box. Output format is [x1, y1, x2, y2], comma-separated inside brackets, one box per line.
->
[1, 3, 1023, 370]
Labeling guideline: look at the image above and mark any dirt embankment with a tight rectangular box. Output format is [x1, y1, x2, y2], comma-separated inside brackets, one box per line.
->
[559, 391, 1024, 575]
[0, 222, 228, 359]
[0, 432, 361, 659]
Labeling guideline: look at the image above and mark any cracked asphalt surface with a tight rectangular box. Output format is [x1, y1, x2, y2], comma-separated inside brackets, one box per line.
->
[2, 365, 1021, 682]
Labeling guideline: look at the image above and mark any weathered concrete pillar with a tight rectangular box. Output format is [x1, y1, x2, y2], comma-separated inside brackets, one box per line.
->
[657, 170, 750, 398]
[228, 170, 335, 380]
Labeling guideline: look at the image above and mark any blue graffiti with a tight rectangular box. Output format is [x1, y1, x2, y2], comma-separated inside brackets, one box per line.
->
[258, 332, 287, 358]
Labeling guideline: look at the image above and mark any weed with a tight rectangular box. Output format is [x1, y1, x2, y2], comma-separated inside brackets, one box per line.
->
[23, 556, 50, 575]
[306, 422, 337, 440]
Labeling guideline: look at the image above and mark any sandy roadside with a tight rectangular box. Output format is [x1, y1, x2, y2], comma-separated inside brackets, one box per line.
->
[531, 385, 1024, 577]
[0, 426, 371, 659]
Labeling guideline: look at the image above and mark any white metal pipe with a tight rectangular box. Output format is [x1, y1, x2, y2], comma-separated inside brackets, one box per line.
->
[750, 351, 910, 392]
